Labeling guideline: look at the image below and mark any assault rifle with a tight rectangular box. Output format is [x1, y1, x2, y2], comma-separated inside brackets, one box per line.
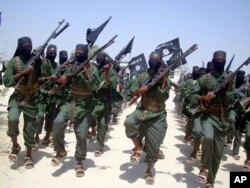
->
[201, 57, 250, 102]
[48, 34, 118, 95]
[15, 19, 69, 88]
[191, 58, 250, 115]
[128, 44, 198, 105]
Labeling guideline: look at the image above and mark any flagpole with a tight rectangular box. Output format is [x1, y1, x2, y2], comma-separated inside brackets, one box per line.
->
[4, 38, 11, 60]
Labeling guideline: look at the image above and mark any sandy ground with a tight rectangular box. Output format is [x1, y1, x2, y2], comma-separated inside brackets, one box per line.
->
[0, 86, 247, 188]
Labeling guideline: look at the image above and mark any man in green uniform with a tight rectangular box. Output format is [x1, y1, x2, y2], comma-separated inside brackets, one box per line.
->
[51, 44, 100, 177]
[3, 36, 51, 169]
[91, 53, 117, 157]
[225, 70, 246, 160]
[124, 51, 170, 185]
[35, 44, 60, 147]
[190, 51, 234, 188]
[242, 82, 250, 171]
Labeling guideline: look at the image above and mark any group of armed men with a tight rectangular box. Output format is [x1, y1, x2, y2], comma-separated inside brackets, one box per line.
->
[173, 53, 250, 187]
[2, 36, 250, 187]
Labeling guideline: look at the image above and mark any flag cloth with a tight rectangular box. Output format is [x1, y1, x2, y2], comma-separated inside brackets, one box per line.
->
[155, 38, 180, 57]
[115, 37, 134, 61]
[86, 16, 111, 48]
[0, 12, 2, 26]
[128, 53, 148, 76]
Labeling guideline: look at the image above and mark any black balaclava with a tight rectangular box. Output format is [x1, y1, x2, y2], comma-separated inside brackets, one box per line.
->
[96, 53, 107, 69]
[46, 44, 57, 63]
[206, 61, 214, 73]
[59, 50, 68, 64]
[212, 50, 226, 73]
[148, 51, 162, 71]
[13, 37, 32, 60]
[235, 70, 245, 88]
[75, 44, 89, 63]
[192, 66, 200, 80]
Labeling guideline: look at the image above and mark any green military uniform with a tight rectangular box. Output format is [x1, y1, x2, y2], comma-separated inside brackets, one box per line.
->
[110, 73, 124, 120]
[124, 71, 170, 163]
[53, 63, 99, 161]
[35, 61, 69, 141]
[3, 56, 51, 147]
[91, 67, 117, 152]
[243, 88, 250, 169]
[190, 72, 234, 184]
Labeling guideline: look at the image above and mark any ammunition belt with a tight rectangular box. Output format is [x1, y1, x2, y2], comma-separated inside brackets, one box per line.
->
[204, 103, 222, 117]
[71, 86, 92, 100]
[141, 96, 165, 112]
[15, 83, 38, 98]
[203, 102, 228, 124]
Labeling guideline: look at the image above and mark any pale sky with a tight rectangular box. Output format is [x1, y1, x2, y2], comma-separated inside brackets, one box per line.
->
[1, 0, 250, 73]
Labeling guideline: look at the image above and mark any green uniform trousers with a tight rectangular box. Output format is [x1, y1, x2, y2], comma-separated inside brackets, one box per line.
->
[226, 111, 243, 154]
[191, 113, 202, 139]
[244, 120, 250, 151]
[7, 106, 36, 147]
[201, 119, 228, 184]
[95, 100, 112, 151]
[124, 112, 167, 163]
[53, 111, 91, 161]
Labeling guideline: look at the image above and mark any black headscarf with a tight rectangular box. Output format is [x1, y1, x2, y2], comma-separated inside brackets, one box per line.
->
[212, 50, 226, 73]
[46, 44, 57, 62]
[75, 44, 89, 63]
[59, 50, 68, 64]
[13, 36, 32, 58]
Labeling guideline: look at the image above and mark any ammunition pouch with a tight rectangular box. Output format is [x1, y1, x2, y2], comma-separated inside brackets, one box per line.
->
[70, 86, 92, 101]
[141, 96, 165, 112]
[15, 83, 38, 99]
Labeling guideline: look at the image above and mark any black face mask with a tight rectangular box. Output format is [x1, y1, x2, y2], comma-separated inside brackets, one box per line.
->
[148, 60, 161, 70]
[47, 55, 56, 62]
[97, 59, 106, 69]
[76, 55, 87, 63]
[192, 72, 200, 80]
[236, 77, 244, 86]
[212, 61, 225, 72]
[19, 48, 31, 60]
[59, 57, 68, 64]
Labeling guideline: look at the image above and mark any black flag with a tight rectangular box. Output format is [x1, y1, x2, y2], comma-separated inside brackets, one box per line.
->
[86, 16, 111, 48]
[115, 37, 135, 61]
[155, 38, 180, 57]
[128, 53, 148, 76]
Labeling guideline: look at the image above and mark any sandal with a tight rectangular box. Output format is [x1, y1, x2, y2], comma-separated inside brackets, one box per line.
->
[197, 169, 208, 184]
[145, 172, 155, 185]
[187, 152, 196, 164]
[42, 138, 50, 146]
[157, 149, 165, 159]
[205, 182, 214, 188]
[130, 150, 143, 164]
[9, 145, 21, 163]
[233, 154, 240, 161]
[94, 150, 103, 157]
[32, 143, 39, 151]
[51, 151, 67, 166]
[242, 161, 250, 171]
[75, 165, 85, 177]
[24, 157, 34, 169]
